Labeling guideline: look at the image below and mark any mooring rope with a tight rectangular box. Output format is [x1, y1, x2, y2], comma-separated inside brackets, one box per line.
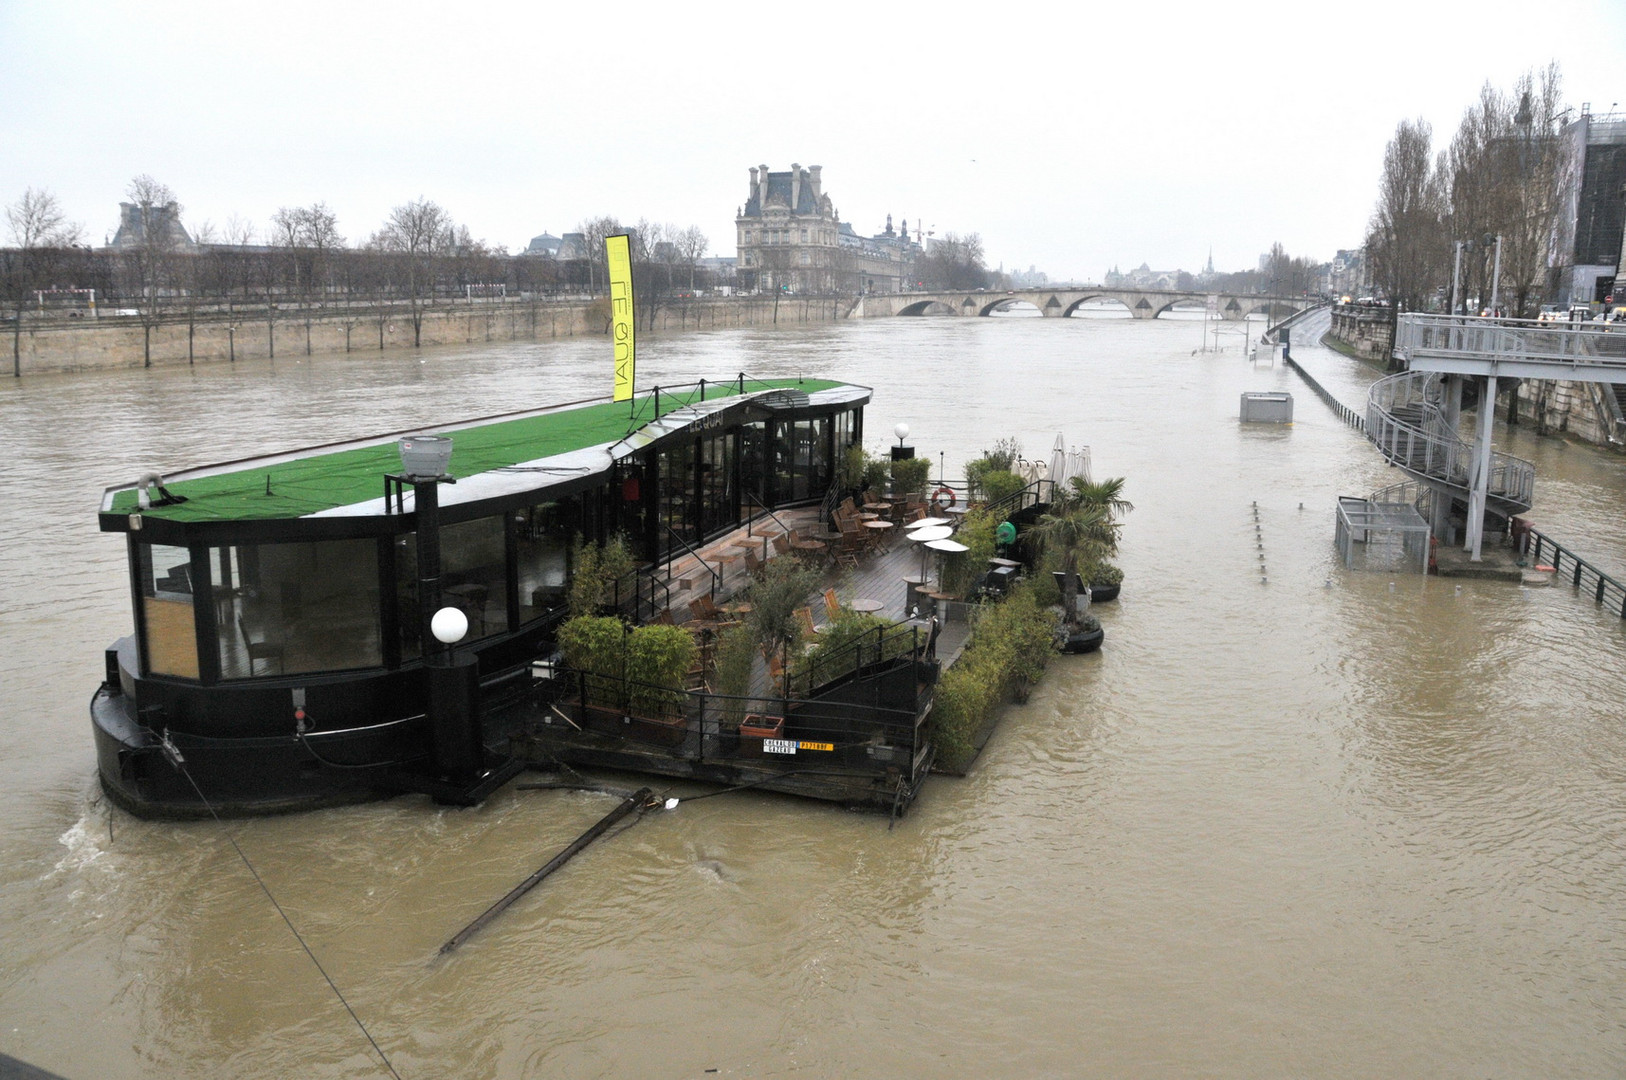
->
[159, 732, 404, 1080]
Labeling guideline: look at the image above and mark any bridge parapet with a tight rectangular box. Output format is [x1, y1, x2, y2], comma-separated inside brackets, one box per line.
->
[857, 288, 1316, 321]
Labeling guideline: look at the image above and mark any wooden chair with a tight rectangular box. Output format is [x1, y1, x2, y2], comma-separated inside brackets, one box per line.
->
[690, 594, 723, 622]
[771, 534, 791, 557]
[237, 615, 284, 675]
[743, 548, 763, 576]
[823, 588, 842, 621]
[795, 606, 820, 643]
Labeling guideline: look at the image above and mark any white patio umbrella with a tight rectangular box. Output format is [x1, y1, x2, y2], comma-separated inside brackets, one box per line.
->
[1066, 445, 1091, 487]
[1048, 434, 1068, 491]
[910, 525, 954, 581]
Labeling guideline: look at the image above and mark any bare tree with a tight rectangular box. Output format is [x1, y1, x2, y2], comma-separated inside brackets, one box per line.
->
[575, 216, 622, 293]
[915, 232, 990, 291]
[676, 225, 708, 291]
[372, 197, 453, 346]
[5, 187, 83, 375]
[121, 175, 185, 366]
[1366, 118, 1448, 341]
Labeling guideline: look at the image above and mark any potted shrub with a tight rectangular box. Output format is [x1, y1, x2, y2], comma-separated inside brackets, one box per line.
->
[1032, 504, 1115, 653]
[556, 614, 627, 721]
[1083, 558, 1123, 603]
[738, 713, 785, 758]
[624, 624, 696, 744]
[890, 456, 932, 502]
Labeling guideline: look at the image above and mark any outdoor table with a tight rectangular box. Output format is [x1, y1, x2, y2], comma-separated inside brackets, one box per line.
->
[863, 520, 895, 553]
[848, 598, 884, 614]
[909, 525, 953, 542]
[862, 502, 892, 514]
[907, 516, 950, 529]
[989, 557, 1022, 568]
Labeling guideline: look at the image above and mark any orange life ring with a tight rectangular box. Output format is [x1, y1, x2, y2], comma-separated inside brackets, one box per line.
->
[930, 486, 957, 514]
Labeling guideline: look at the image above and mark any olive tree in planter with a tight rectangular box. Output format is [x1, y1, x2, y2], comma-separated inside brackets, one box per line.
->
[744, 557, 821, 689]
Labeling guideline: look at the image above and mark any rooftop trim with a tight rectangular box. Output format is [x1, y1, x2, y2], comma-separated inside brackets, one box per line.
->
[106, 377, 856, 523]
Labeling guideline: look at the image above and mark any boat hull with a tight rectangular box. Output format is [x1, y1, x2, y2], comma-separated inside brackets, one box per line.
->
[91, 682, 420, 818]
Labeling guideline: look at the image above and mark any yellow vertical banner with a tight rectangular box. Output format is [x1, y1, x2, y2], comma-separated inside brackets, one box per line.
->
[607, 233, 635, 402]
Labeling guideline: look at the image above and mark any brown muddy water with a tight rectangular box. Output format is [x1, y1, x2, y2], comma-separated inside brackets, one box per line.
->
[3, 313, 1625, 1079]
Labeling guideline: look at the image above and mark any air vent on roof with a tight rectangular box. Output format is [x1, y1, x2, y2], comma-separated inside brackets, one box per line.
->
[758, 388, 810, 410]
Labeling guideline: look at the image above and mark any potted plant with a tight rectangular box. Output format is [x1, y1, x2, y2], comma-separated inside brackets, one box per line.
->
[889, 456, 932, 502]
[738, 713, 786, 757]
[1083, 558, 1123, 603]
[556, 614, 628, 725]
[1032, 504, 1116, 654]
[624, 624, 696, 744]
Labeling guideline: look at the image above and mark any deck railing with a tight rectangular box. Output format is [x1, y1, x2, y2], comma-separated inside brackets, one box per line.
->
[554, 667, 925, 775]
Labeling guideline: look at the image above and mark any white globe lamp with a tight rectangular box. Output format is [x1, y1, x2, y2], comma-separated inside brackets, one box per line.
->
[431, 606, 468, 645]
[894, 422, 910, 447]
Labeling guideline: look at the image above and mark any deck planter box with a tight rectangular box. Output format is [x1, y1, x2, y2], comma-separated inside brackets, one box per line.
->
[738, 714, 786, 758]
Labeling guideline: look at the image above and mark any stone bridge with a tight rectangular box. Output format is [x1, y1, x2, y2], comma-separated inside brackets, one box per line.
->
[852, 287, 1318, 321]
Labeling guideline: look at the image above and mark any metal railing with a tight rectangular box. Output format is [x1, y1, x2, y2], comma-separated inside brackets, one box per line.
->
[1395, 313, 1626, 371]
[662, 524, 722, 599]
[982, 477, 1057, 520]
[1283, 354, 1366, 431]
[742, 490, 792, 541]
[1366, 370, 1534, 513]
[1520, 527, 1626, 619]
[555, 667, 925, 774]
[608, 567, 670, 624]
[785, 622, 924, 700]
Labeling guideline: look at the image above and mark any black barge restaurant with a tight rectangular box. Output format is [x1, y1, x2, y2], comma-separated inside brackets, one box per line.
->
[92, 376, 942, 818]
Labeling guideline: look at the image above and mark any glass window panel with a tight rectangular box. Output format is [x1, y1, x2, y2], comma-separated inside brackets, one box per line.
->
[139, 543, 198, 678]
[518, 501, 571, 623]
[216, 539, 382, 678]
[442, 515, 508, 642]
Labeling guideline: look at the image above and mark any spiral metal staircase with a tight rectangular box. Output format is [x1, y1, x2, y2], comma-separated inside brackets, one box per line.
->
[1364, 369, 1534, 535]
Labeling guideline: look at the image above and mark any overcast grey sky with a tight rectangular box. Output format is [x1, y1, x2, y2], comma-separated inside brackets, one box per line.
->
[4, 0, 1623, 282]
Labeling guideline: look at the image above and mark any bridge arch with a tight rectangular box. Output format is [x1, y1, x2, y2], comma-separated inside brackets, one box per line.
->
[896, 299, 959, 316]
[1062, 294, 1133, 318]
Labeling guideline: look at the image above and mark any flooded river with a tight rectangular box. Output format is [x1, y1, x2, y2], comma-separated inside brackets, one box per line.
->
[4, 313, 1626, 1078]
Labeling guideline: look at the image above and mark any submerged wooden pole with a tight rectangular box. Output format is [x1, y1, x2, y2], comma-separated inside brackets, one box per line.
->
[440, 787, 653, 954]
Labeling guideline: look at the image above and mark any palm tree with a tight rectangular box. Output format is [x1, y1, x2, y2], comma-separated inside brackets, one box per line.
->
[1060, 476, 1134, 527]
[1031, 503, 1117, 631]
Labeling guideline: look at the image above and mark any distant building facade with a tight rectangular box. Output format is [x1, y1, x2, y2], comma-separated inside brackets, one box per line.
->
[735, 164, 918, 294]
[108, 201, 193, 251]
[1552, 108, 1626, 307]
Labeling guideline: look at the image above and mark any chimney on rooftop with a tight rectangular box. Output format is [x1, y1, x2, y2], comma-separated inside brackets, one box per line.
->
[759, 164, 770, 209]
[749, 166, 758, 200]
[809, 165, 822, 200]
[790, 163, 801, 211]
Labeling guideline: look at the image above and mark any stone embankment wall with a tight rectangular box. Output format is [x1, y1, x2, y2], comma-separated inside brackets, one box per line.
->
[7, 294, 855, 374]
[1505, 378, 1621, 449]
[1327, 307, 1394, 363]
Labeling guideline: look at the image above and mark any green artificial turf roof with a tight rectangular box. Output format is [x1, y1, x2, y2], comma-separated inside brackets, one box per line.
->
[110, 379, 845, 523]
